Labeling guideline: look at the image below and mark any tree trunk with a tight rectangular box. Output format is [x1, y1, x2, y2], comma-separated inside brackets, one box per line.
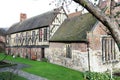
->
[73, 0, 120, 50]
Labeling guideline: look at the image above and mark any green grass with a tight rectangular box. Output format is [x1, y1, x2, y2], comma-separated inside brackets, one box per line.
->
[0, 72, 27, 80]
[1, 53, 120, 80]
[114, 77, 120, 80]
[0, 53, 84, 80]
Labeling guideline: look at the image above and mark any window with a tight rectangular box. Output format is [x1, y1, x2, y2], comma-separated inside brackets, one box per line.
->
[39, 27, 49, 42]
[36, 30, 39, 41]
[19, 33, 22, 44]
[32, 31, 35, 43]
[39, 28, 43, 42]
[25, 32, 28, 44]
[27, 31, 31, 45]
[6, 36, 9, 45]
[20, 33, 24, 45]
[16, 34, 18, 45]
[66, 44, 72, 58]
[102, 37, 117, 63]
[44, 27, 48, 41]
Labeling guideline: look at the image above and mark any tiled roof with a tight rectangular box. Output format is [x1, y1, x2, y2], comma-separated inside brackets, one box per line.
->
[0, 28, 6, 36]
[7, 7, 63, 34]
[50, 13, 97, 42]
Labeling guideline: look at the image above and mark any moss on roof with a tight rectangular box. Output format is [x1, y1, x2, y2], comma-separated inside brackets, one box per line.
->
[50, 13, 97, 42]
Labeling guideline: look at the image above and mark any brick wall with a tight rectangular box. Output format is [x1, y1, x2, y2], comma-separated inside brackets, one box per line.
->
[87, 23, 107, 50]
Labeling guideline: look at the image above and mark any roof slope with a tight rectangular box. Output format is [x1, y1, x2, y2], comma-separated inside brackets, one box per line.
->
[0, 28, 6, 36]
[50, 13, 97, 42]
[68, 11, 82, 18]
[7, 8, 61, 34]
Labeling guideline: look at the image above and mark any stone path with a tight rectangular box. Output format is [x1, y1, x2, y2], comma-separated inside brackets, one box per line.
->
[0, 61, 47, 80]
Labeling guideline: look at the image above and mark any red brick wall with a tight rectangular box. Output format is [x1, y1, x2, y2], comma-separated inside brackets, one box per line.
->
[87, 23, 107, 50]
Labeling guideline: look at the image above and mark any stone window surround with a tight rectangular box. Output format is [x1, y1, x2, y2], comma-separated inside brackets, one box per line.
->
[66, 43, 72, 58]
[101, 35, 118, 63]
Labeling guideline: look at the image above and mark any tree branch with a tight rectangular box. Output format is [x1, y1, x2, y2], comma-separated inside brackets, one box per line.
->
[73, 0, 120, 50]
[115, 2, 120, 7]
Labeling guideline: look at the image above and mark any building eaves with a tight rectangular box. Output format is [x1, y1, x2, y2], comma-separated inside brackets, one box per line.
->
[7, 8, 61, 34]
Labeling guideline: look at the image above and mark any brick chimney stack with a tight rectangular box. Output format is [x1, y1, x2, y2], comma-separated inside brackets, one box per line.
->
[20, 13, 27, 22]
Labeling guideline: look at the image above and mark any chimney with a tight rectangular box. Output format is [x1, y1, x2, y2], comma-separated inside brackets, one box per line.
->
[20, 13, 27, 22]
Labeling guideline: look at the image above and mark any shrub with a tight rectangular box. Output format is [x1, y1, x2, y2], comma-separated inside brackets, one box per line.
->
[84, 71, 114, 80]
[41, 58, 48, 62]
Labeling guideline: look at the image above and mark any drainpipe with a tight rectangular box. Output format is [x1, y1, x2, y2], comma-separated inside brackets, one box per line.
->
[87, 42, 90, 72]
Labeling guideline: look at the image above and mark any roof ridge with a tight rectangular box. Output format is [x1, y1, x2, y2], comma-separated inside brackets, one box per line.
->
[7, 7, 63, 34]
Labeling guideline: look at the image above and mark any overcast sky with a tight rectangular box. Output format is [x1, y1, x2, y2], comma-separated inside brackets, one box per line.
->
[0, 0, 80, 28]
[0, 0, 54, 28]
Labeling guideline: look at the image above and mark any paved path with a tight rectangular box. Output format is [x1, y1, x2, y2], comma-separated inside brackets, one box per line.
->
[0, 61, 47, 80]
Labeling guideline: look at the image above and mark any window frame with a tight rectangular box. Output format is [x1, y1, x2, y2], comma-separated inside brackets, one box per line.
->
[101, 36, 117, 63]
[44, 27, 48, 41]
[66, 43, 72, 58]
[39, 28, 43, 42]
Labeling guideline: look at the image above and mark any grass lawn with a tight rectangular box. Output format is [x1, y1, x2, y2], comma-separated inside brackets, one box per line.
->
[1, 53, 120, 80]
[114, 77, 120, 80]
[0, 53, 84, 80]
[0, 72, 27, 80]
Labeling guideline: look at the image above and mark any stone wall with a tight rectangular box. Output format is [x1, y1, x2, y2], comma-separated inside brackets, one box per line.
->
[88, 47, 120, 72]
[46, 43, 89, 71]
[46, 23, 120, 72]
[87, 23, 120, 72]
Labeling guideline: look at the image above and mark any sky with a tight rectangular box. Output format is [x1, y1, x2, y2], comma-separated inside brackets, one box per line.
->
[0, 0, 55, 28]
[0, 0, 79, 28]
[0, 0, 119, 28]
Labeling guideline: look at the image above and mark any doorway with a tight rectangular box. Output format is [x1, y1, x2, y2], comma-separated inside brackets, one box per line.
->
[41, 48, 45, 58]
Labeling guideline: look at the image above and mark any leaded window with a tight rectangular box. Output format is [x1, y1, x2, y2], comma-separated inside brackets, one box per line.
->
[20, 33, 24, 45]
[66, 44, 72, 58]
[102, 37, 117, 63]
[25, 32, 28, 44]
[32, 31, 35, 43]
[16, 34, 18, 45]
[6, 36, 9, 45]
[44, 27, 48, 41]
[39, 28, 43, 42]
